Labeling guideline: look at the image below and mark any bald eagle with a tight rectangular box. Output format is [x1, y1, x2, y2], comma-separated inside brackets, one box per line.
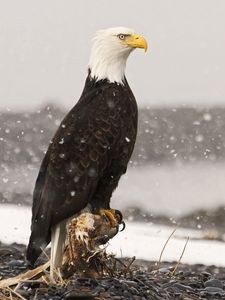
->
[27, 27, 147, 269]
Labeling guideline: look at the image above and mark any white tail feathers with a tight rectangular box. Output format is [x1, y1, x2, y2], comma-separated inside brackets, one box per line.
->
[50, 207, 91, 278]
[50, 219, 67, 278]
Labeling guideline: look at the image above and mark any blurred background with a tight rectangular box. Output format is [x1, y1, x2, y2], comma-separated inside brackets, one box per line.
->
[1, 0, 225, 236]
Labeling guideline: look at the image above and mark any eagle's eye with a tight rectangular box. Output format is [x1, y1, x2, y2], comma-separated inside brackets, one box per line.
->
[118, 34, 125, 40]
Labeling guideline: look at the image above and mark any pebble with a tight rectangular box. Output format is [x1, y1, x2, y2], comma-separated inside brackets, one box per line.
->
[121, 279, 138, 287]
[204, 278, 223, 289]
[173, 283, 194, 292]
[201, 271, 212, 278]
[8, 259, 25, 267]
[64, 291, 95, 300]
[204, 286, 224, 296]
[158, 267, 172, 273]
[1, 243, 225, 300]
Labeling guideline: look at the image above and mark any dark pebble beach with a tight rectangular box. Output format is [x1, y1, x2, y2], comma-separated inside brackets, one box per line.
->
[1, 242, 225, 299]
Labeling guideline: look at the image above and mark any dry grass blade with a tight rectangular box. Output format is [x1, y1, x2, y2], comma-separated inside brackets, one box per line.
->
[122, 256, 136, 275]
[171, 236, 189, 276]
[41, 265, 67, 286]
[53, 267, 67, 286]
[114, 257, 128, 269]
[157, 227, 177, 271]
[111, 256, 136, 277]
[0, 261, 50, 289]
[40, 247, 50, 261]
[6, 287, 27, 300]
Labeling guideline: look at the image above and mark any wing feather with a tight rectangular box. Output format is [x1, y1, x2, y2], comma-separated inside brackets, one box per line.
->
[27, 81, 129, 264]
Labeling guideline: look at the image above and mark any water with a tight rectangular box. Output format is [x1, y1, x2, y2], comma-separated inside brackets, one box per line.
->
[1, 162, 225, 219]
[113, 162, 225, 217]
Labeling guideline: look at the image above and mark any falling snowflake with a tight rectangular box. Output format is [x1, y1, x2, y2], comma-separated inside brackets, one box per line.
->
[203, 113, 212, 121]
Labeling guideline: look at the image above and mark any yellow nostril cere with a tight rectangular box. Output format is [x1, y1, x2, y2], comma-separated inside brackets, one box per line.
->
[125, 33, 148, 52]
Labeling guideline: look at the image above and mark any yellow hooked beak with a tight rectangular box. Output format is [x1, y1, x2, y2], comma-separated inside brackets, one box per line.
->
[125, 34, 148, 52]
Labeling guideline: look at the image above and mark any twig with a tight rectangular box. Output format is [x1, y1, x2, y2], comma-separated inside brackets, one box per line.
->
[102, 261, 114, 277]
[112, 256, 117, 275]
[0, 261, 50, 289]
[114, 257, 128, 269]
[123, 256, 136, 275]
[6, 287, 27, 300]
[55, 268, 67, 286]
[171, 236, 189, 276]
[13, 283, 21, 292]
[40, 247, 50, 261]
[49, 267, 67, 286]
[120, 248, 123, 258]
[17, 280, 43, 284]
[157, 227, 177, 271]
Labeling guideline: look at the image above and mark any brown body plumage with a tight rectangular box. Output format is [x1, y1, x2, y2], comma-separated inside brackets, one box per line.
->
[27, 74, 137, 266]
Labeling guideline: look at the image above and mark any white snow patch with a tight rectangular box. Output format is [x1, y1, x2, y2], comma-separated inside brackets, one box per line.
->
[1, 205, 225, 266]
[0, 205, 31, 245]
[109, 222, 225, 267]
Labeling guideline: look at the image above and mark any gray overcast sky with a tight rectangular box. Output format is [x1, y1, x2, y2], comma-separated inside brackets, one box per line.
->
[0, 0, 225, 111]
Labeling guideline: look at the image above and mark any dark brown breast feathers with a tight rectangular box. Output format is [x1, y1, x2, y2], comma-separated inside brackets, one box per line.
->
[27, 75, 138, 265]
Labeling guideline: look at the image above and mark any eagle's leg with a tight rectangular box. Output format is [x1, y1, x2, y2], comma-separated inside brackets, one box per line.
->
[99, 208, 125, 231]
[93, 169, 126, 232]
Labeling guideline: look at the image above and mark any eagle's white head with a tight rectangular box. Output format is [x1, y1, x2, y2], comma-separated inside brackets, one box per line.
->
[88, 27, 148, 84]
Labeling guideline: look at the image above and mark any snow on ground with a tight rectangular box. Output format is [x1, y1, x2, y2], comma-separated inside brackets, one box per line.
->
[108, 222, 225, 267]
[1, 204, 225, 267]
[0, 205, 31, 245]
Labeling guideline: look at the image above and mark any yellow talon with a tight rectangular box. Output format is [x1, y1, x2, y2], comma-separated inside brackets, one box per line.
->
[99, 208, 118, 228]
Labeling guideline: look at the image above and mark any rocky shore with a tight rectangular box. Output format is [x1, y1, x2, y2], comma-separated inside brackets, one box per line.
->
[1, 242, 225, 299]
